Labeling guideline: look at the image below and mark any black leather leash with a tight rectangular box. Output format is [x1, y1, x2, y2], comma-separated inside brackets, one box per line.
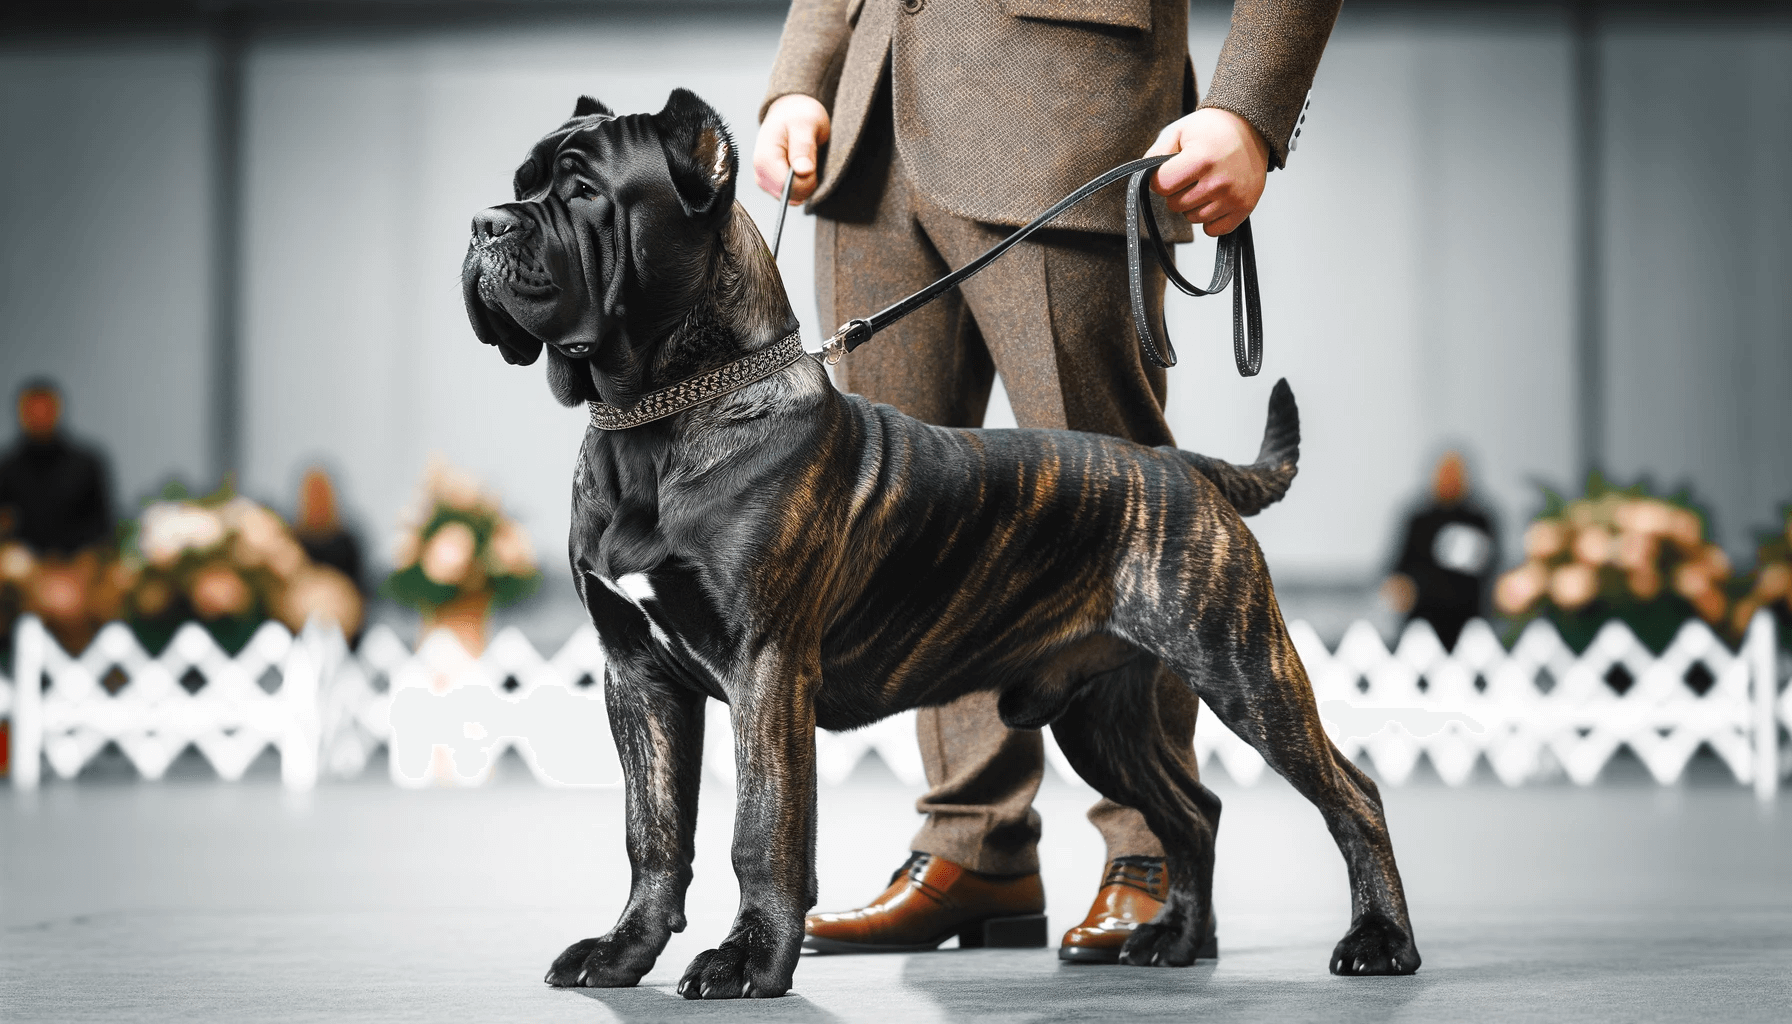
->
[771, 154, 1262, 377]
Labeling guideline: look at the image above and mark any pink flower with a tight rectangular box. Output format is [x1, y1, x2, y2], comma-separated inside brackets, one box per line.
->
[1673, 563, 1712, 601]
[392, 530, 420, 569]
[1572, 527, 1614, 566]
[0, 542, 34, 582]
[421, 521, 477, 586]
[1549, 563, 1598, 611]
[1755, 563, 1791, 602]
[486, 520, 537, 576]
[276, 565, 364, 636]
[1615, 530, 1657, 572]
[1523, 521, 1566, 561]
[191, 564, 252, 619]
[1495, 561, 1549, 615]
[1666, 509, 1703, 549]
[1697, 545, 1731, 579]
[1627, 566, 1663, 601]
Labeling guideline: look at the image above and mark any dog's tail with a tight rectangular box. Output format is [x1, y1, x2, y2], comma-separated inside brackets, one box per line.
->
[1170, 378, 1299, 517]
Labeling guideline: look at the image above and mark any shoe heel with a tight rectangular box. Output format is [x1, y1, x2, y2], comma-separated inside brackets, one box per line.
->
[960, 913, 1048, 949]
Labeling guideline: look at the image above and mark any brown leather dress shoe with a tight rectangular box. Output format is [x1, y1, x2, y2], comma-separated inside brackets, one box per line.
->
[1059, 856, 1218, 963]
[804, 852, 1048, 953]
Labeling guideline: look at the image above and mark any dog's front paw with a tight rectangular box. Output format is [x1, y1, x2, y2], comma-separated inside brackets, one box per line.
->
[674, 940, 794, 999]
[1118, 921, 1201, 968]
[1329, 913, 1420, 976]
[543, 931, 661, 988]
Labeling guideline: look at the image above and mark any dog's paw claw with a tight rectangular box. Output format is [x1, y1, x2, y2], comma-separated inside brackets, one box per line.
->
[1329, 913, 1420, 976]
[678, 942, 792, 999]
[543, 934, 656, 989]
[1118, 921, 1200, 968]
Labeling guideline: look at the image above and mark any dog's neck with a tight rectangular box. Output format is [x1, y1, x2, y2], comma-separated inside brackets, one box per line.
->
[590, 205, 799, 408]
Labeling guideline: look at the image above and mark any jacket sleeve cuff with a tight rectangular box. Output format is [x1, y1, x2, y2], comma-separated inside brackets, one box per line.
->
[759, 0, 854, 122]
[1199, 0, 1342, 169]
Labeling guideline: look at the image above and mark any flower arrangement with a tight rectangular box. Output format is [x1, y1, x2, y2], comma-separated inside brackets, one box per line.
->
[1729, 504, 1792, 649]
[1493, 475, 1731, 654]
[382, 462, 540, 646]
[121, 484, 363, 654]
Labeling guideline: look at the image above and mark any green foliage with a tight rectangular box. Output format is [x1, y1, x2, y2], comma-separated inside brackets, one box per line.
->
[380, 495, 541, 614]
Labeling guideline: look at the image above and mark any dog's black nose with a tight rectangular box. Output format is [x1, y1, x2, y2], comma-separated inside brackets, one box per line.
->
[473, 207, 525, 244]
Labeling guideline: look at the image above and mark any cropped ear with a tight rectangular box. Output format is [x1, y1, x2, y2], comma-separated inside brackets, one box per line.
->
[652, 88, 736, 219]
[571, 95, 612, 119]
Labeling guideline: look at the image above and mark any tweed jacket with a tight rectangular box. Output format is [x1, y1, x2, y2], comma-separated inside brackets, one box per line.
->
[763, 0, 1342, 238]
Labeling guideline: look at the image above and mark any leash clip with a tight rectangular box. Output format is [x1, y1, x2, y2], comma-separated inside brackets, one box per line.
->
[821, 319, 871, 365]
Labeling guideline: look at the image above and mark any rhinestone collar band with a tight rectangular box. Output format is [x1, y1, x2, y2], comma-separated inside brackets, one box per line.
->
[585, 331, 808, 431]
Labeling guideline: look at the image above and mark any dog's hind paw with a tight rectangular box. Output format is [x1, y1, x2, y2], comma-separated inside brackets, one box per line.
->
[543, 934, 657, 988]
[1329, 913, 1421, 976]
[676, 943, 792, 999]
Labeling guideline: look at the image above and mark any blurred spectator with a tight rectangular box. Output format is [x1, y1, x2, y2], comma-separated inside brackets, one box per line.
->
[0, 380, 112, 554]
[0, 380, 120, 653]
[293, 466, 364, 593]
[1382, 451, 1500, 650]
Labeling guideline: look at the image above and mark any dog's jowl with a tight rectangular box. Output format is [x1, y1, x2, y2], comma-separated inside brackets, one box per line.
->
[462, 90, 1420, 999]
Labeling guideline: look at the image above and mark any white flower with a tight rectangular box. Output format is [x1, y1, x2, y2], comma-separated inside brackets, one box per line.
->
[139, 502, 225, 566]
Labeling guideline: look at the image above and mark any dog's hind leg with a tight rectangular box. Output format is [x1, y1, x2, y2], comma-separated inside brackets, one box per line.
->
[545, 664, 706, 988]
[1166, 608, 1421, 976]
[1048, 653, 1221, 967]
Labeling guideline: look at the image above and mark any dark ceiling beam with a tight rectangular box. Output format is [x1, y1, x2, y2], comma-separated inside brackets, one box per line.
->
[1571, 0, 1605, 485]
[4, 0, 1791, 36]
[207, 9, 246, 488]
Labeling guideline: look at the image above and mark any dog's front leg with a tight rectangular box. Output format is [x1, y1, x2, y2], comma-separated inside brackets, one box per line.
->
[545, 666, 705, 988]
[676, 647, 819, 999]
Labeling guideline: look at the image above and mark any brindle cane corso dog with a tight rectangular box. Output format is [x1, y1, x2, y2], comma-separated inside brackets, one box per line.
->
[463, 90, 1420, 999]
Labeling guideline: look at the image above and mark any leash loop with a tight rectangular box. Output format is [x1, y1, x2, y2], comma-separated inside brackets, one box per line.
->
[818, 153, 1263, 377]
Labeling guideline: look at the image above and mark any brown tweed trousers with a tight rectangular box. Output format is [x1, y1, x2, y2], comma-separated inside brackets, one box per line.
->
[764, 0, 1340, 875]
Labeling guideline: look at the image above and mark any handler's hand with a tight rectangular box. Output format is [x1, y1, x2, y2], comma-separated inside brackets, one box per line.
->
[1146, 108, 1270, 237]
[755, 94, 831, 204]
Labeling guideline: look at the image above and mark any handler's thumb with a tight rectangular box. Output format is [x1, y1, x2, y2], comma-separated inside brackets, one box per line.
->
[788, 118, 826, 177]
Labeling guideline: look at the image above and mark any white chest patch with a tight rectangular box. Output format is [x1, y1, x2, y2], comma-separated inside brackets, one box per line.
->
[616, 572, 656, 603]
[592, 570, 671, 647]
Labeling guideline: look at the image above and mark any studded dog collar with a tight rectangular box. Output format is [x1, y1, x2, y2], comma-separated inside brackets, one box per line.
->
[585, 331, 809, 431]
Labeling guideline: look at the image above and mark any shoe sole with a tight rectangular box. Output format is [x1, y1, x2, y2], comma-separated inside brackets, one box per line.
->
[1059, 933, 1219, 964]
[804, 913, 1048, 955]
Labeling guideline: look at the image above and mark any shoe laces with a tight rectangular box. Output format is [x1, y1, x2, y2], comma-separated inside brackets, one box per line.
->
[891, 851, 930, 886]
[1103, 855, 1165, 895]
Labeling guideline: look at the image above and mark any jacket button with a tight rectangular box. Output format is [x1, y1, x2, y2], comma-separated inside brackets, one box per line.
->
[902, 0, 924, 11]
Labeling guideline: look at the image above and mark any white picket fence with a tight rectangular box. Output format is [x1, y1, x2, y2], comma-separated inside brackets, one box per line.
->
[3, 612, 1788, 799]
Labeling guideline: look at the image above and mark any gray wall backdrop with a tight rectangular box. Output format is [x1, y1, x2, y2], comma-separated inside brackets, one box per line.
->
[2, 4, 1788, 591]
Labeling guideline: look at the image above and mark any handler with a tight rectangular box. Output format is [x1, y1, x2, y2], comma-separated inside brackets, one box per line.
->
[755, 0, 1339, 961]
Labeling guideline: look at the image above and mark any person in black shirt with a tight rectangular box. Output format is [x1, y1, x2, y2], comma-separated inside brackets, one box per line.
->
[0, 380, 117, 653]
[1383, 451, 1499, 650]
[0, 380, 112, 555]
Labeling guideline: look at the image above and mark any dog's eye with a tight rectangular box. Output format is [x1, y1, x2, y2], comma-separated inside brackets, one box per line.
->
[576, 181, 597, 200]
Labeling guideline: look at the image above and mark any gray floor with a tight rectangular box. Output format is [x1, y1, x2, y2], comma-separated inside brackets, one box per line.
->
[4, 751, 1790, 1023]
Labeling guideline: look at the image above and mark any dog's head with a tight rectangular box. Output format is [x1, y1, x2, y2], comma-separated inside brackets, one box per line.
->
[462, 89, 752, 407]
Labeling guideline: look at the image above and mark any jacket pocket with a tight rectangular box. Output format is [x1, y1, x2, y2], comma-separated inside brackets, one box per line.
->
[1000, 0, 1151, 32]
